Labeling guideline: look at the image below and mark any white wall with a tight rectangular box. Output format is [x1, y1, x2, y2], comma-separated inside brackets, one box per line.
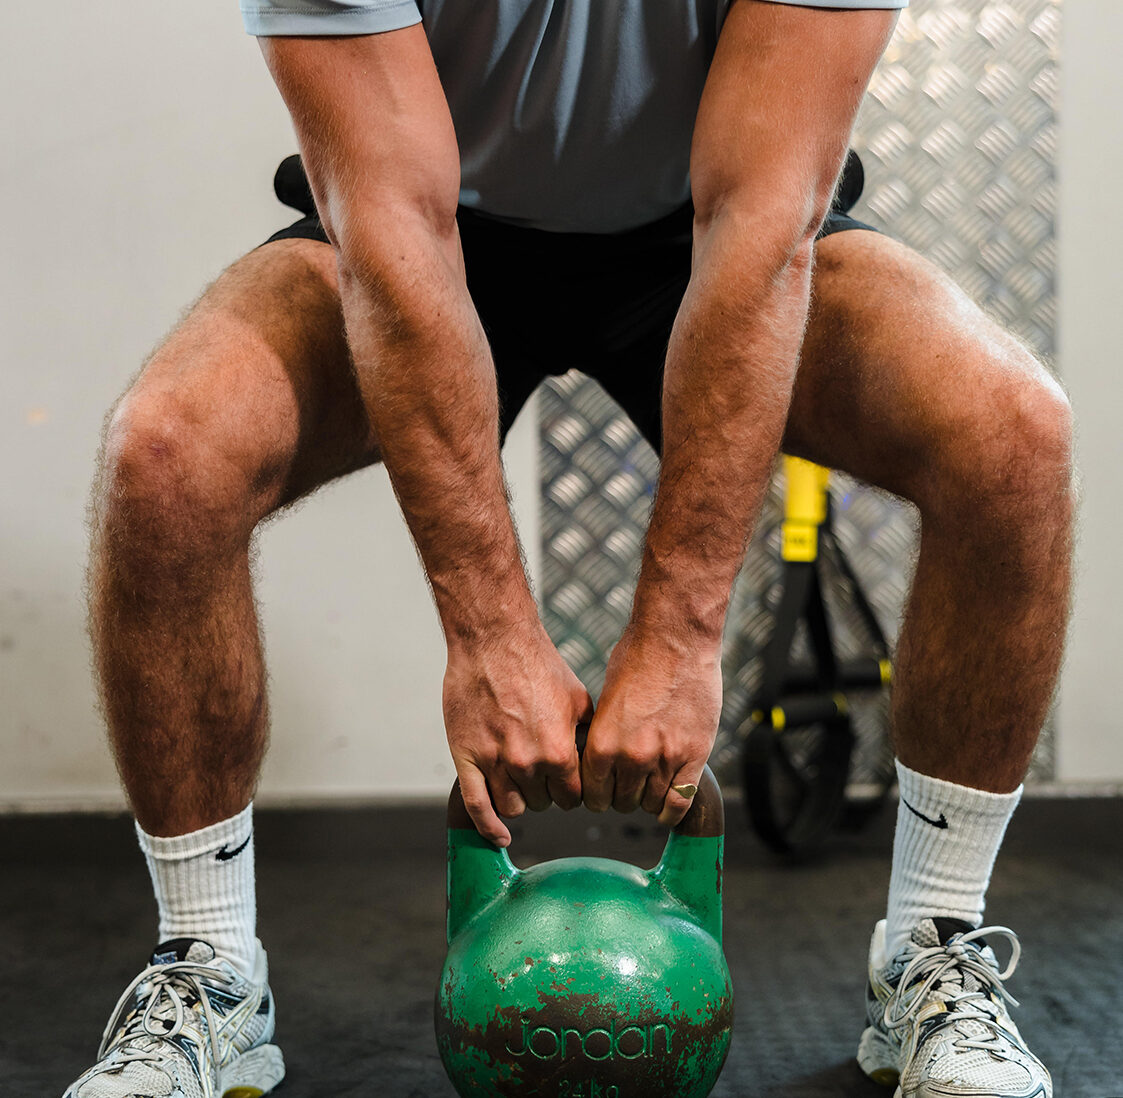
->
[1055, 1, 1123, 781]
[2, 2, 1121, 810]
[0, 4, 538, 810]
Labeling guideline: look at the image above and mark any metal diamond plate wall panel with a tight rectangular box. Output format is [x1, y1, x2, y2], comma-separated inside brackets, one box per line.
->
[540, 0, 1059, 786]
[859, 0, 1059, 359]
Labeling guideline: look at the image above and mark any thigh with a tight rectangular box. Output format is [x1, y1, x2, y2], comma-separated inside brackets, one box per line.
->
[786, 229, 1060, 505]
[118, 236, 377, 517]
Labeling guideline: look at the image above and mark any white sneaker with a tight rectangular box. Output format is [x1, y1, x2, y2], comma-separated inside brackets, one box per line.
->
[62, 938, 285, 1098]
[857, 917, 1051, 1097]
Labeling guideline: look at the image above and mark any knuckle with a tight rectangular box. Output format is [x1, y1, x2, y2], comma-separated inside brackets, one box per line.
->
[463, 792, 492, 818]
[620, 746, 652, 770]
[467, 743, 499, 770]
[544, 748, 575, 773]
[503, 750, 535, 776]
[582, 747, 613, 776]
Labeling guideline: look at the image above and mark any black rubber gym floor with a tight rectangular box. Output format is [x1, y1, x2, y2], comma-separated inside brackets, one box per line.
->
[3, 796, 1121, 1097]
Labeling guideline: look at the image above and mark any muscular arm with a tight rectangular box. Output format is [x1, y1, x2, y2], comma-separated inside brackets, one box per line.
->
[584, 1, 898, 821]
[262, 31, 517, 631]
[260, 30, 591, 844]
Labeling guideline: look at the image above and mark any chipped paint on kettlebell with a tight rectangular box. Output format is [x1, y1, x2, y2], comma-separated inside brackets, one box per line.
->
[435, 769, 733, 1097]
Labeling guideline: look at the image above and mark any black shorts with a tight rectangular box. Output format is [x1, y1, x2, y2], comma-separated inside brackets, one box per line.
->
[263, 152, 878, 453]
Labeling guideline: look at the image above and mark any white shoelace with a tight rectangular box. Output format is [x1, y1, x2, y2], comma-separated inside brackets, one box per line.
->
[884, 925, 1022, 1054]
[92, 961, 234, 1079]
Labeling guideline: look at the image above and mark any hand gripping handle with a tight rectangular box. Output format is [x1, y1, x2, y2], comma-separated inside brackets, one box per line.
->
[446, 749, 724, 840]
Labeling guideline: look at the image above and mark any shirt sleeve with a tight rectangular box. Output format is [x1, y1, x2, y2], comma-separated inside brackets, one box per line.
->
[240, 0, 422, 36]
[756, 0, 907, 7]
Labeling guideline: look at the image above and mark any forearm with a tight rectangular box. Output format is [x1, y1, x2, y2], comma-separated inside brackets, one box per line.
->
[338, 216, 536, 645]
[625, 3, 896, 649]
[258, 31, 536, 648]
[258, 29, 589, 844]
[631, 219, 815, 646]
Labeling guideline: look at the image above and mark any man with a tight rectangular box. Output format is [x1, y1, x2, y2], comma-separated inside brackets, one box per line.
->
[65, 2, 1073, 1097]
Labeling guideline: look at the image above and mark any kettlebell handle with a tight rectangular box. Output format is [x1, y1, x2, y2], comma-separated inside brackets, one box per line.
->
[446, 731, 724, 841]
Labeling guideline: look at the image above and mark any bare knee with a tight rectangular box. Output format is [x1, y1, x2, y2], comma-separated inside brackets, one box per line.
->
[915, 353, 1075, 537]
[93, 376, 274, 573]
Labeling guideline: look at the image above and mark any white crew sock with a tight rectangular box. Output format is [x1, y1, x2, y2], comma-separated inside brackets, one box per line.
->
[885, 760, 1022, 960]
[137, 802, 258, 979]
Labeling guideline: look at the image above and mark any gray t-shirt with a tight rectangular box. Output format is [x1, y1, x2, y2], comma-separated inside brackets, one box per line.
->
[241, 0, 907, 233]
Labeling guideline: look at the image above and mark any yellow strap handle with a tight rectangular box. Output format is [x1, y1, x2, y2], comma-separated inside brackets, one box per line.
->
[781, 456, 830, 562]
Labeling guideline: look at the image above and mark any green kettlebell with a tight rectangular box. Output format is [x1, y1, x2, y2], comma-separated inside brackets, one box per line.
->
[435, 766, 733, 1098]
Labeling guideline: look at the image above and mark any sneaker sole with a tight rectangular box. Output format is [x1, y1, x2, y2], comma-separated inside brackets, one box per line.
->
[857, 1024, 900, 1089]
[219, 1043, 285, 1097]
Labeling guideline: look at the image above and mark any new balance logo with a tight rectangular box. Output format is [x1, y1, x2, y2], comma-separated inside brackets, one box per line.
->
[215, 835, 252, 861]
[901, 797, 948, 830]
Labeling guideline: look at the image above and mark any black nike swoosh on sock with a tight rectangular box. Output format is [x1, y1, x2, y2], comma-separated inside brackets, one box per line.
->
[900, 796, 949, 830]
[215, 834, 252, 861]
